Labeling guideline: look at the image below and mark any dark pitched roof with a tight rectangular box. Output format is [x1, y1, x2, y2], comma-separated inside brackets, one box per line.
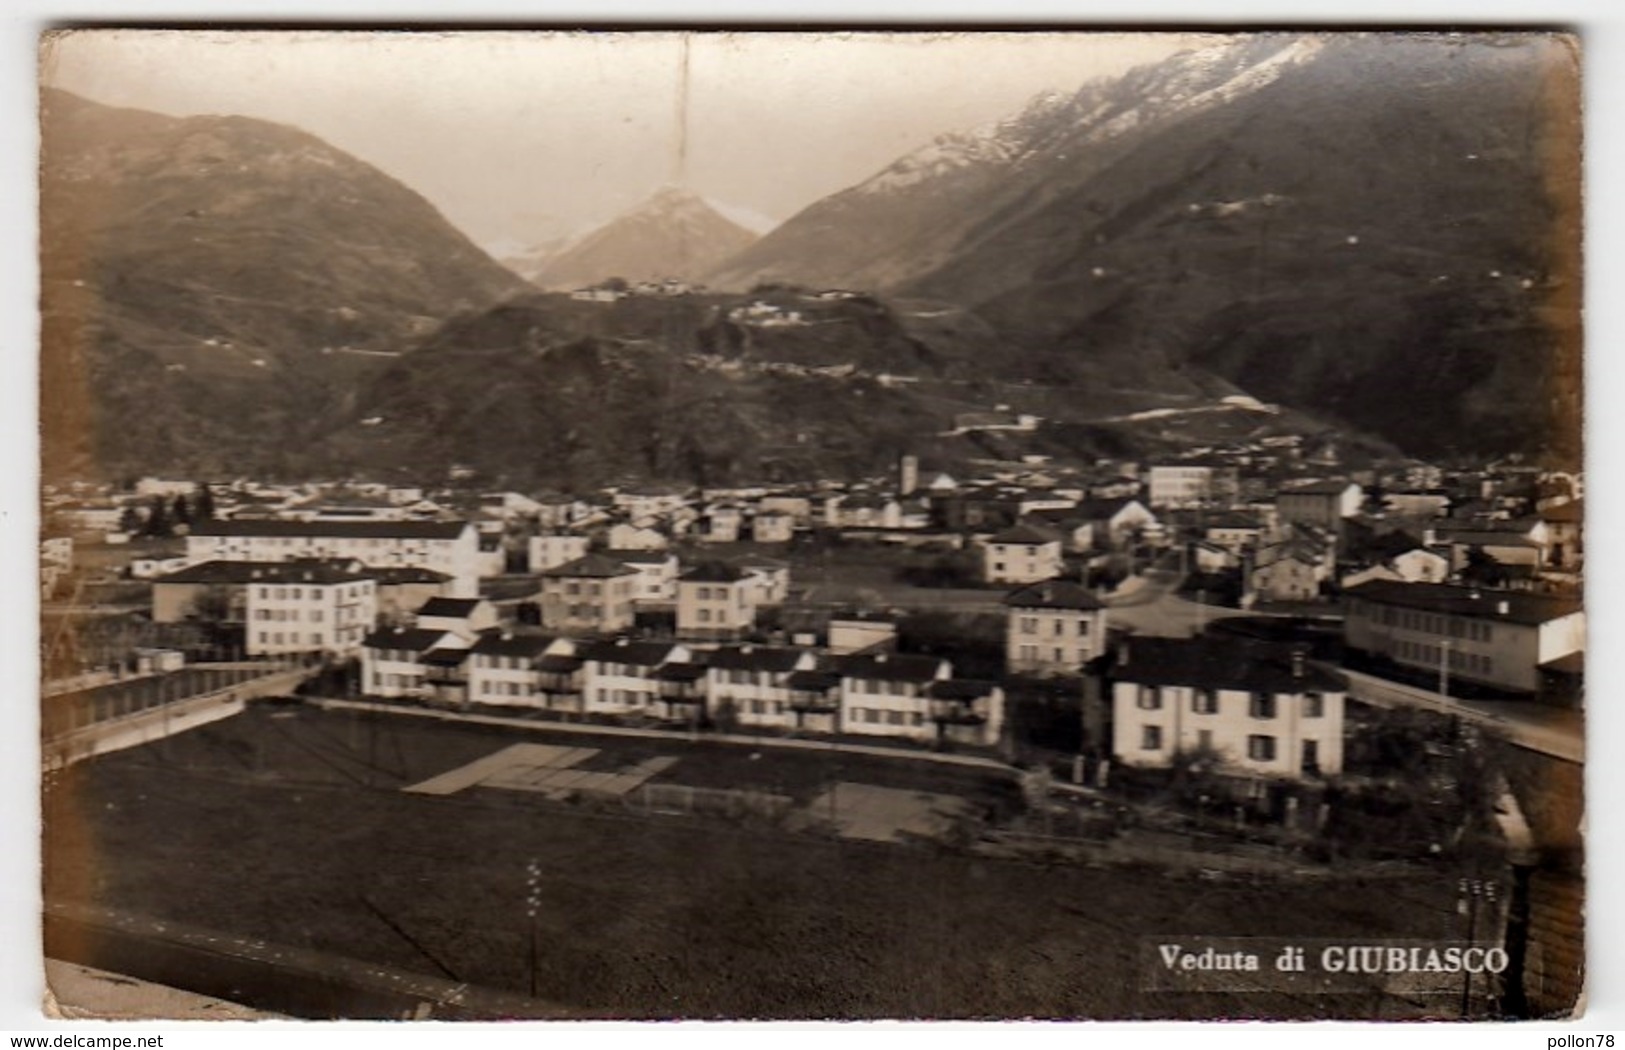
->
[836, 652, 947, 683]
[1436, 528, 1543, 549]
[362, 627, 454, 653]
[1072, 497, 1147, 521]
[1205, 512, 1265, 530]
[1357, 530, 1430, 560]
[679, 563, 749, 584]
[988, 523, 1061, 545]
[1280, 480, 1359, 497]
[706, 646, 806, 673]
[785, 669, 841, 692]
[618, 484, 689, 498]
[1344, 581, 1581, 626]
[367, 566, 453, 584]
[577, 639, 680, 666]
[470, 633, 558, 659]
[1114, 636, 1346, 693]
[418, 597, 485, 618]
[154, 560, 283, 585]
[926, 679, 1001, 701]
[1003, 580, 1104, 612]
[602, 548, 675, 565]
[1443, 520, 1540, 539]
[537, 654, 584, 674]
[542, 554, 639, 579]
[654, 662, 709, 683]
[156, 559, 371, 585]
[189, 519, 471, 539]
[422, 647, 472, 667]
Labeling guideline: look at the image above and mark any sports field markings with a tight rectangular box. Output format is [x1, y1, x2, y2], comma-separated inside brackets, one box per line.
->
[403, 744, 681, 799]
[803, 782, 978, 843]
[402, 743, 595, 796]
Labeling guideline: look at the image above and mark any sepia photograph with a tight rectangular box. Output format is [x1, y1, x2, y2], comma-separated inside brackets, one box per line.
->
[34, 27, 1584, 1023]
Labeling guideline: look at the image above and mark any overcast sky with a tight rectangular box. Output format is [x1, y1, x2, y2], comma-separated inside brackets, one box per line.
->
[39, 29, 1217, 252]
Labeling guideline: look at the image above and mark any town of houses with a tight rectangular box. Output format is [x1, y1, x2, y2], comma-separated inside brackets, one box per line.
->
[41, 441, 1584, 783]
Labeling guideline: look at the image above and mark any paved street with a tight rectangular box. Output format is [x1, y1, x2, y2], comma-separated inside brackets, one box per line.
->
[1102, 570, 1248, 638]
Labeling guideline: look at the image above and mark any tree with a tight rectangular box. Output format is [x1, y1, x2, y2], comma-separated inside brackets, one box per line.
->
[172, 494, 192, 529]
[190, 585, 235, 624]
[144, 496, 170, 537]
[117, 506, 141, 534]
[1460, 548, 1511, 589]
[194, 483, 216, 521]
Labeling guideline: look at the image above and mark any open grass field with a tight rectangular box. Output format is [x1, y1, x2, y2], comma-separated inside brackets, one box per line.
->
[45, 705, 1478, 1019]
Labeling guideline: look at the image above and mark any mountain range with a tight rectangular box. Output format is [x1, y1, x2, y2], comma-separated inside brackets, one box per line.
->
[710, 33, 1581, 465]
[39, 87, 531, 479]
[527, 188, 759, 290]
[39, 32, 1581, 486]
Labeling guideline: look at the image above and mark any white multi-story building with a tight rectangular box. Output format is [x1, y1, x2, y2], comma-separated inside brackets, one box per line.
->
[1343, 580, 1584, 696]
[186, 519, 481, 597]
[1003, 579, 1108, 676]
[759, 495, 813, 528]
[466, 632, 581, 711]
[696, 505, 744, 543]
[1073, 498, 1160, 551]
[605, 549, 680, 604]
[676, 564, 759, 641]
[245, 561, 377, 657]
[751, 512, 796, 544]
[826, 494, 902, 529]
[705, 645, 819, 730]
[835, 652, 1003, 747]
[606, 522, 670, 551]
[982, 524, 1064, 585]
[1277, 480, 1364, 529]
[1147, 464, 1238, 509]
[538, 554, 640, 634]
[1204, 512, 1270, 555]
[361, 626, 466, 698]
[578, 639, 695, 717]
[611, 486, 690, 520]
[836, 652, 951, 741]
[739, 557, 791, 605]
[528, 533, 591, 573]
[535, 495, 593, 531]
[1110, 636, 1347, 779]
[136, 477, 197, 498]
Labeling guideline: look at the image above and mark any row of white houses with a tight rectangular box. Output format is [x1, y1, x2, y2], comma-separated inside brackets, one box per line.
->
[359, 628, 1006, 749]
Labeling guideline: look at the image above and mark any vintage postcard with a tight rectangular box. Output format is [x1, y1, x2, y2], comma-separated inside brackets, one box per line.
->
[37, 28, 1582, 1022]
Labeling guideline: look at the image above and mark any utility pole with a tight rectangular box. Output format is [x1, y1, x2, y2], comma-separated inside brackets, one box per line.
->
[828, 735, 840, 829]
[1458, 877, 1495, 1017]
[525, 860, 541, 999]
